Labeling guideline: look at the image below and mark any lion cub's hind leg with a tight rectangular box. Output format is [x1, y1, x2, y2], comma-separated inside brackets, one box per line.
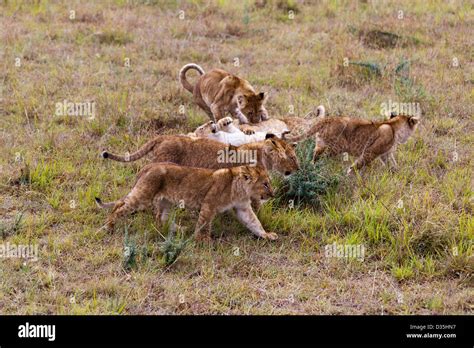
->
[106, 186, 155, 232]
[380, 152, 398, 172]
[153, 198, 178, 233]
[196, 98, 214, 120]
[194, 203, 216, 242]
[379, 153, 389, 166]
[106, 197, 142, 232]
[105, 200, 126, 232]
[347, 132, 393, 175]
[312, 135, 327, 162]
[210, 77, 238, 122]
[389, 152, 398, 169]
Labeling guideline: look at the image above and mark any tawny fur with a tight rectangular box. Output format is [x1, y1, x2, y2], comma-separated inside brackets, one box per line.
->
[189, 117, 244, 138]
[101, 134, 299, 176]
[179, 63, 268, 124]
[96, 163, 278, 241]
[187, 120, 216, 138]
[280, 105, 326, 136]
[235, 118, 289, 139]
[235, 105, 325, 138]
[102, 134, 298, 211]
[285, 114, 420, 174]
[189, 105, 325, 140]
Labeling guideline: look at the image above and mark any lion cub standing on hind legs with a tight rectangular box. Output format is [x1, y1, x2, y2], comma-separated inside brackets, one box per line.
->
[179, 63, 269, 124]
[285, 113, 420, 175]
[96, 163, 278, 241]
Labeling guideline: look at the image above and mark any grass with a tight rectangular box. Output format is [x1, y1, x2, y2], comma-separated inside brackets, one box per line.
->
[0, 0, 472, 314]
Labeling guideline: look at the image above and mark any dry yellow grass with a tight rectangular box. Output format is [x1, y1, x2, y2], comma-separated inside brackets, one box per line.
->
[0, 0, 472, 314]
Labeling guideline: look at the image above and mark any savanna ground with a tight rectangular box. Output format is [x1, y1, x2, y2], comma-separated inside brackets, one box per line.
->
[0, 0, 472, 314]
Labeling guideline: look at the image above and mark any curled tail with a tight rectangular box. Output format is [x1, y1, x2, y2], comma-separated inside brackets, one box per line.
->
[101, 137, 161, 162]
[304, 105, 325, 119]
[179, 63, 205, 93]
[95, 197, 117, 209]
[284, 105, 326, 142]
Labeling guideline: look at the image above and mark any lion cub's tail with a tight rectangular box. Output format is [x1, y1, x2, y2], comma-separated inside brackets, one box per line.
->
[101, 137, 161, 162]
[95, 197, 116, 209]
[179, 63, 205, 93]
[285, 105, 326, 142]
[305, 105, 325, 119]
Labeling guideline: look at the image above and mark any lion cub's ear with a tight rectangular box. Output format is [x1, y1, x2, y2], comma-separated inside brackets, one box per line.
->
[408, 116, 420, 127]
[265, 133, 276, 139]
[258, 92, 267, 101]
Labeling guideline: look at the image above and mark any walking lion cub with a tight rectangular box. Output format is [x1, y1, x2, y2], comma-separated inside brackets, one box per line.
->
[285, 113, 420, 174]
[96, 163, 278, 241]
[101, 134, 299, 177]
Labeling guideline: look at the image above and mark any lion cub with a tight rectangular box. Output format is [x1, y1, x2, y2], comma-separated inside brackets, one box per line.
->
[190, 117, 243, 138]
[192, 116, 290, 140]
[179, 63, 268, 124]
[96, 163, 277, 241]
[101, 134, 299, 177]
[199, 117, 268, 146]
[285, 114, 420, 174]
[233, 105, 325, 138]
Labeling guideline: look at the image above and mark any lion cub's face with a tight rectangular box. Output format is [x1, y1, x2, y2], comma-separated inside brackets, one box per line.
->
[194, 117, 237, 137]
[239, 92, 268, 124]
[240, 166, 274, 200]
[263, 134, 300, 176]
[194, 121, 216, 137]
[392, 115, 420, 144]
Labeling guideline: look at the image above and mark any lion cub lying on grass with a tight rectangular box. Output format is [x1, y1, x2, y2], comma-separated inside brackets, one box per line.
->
[193, 117, 269, 146]
[285, 113, 420, 174]
[179, 63, 268, 124]
[96, 163, 278, 241]
[189, 106, 326, 144]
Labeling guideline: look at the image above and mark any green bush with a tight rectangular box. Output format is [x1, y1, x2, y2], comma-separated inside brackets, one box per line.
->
[159, 212, 191, 267]
[280, 139, 339, 206]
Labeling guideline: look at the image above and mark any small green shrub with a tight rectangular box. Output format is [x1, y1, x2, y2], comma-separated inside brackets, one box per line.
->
[123, 226, 137, 270]
[349, 61, 382, 78]
[159, 212, 191, 267]
[280, 139, 339, 206]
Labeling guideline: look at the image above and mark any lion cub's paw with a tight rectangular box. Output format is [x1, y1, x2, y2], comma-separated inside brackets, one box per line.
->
[262, 232, 278, 240]
[217, 117, 233, 128]
[388, 166, 399, 174]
